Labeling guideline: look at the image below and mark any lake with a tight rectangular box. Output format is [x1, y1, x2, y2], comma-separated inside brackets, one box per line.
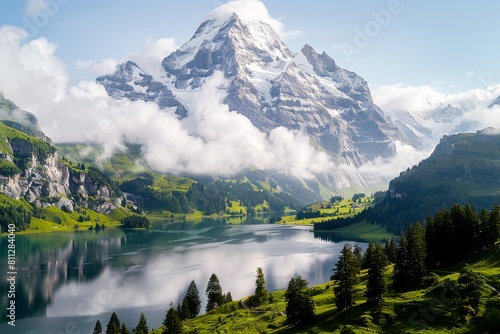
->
[0, 223, 365, 334]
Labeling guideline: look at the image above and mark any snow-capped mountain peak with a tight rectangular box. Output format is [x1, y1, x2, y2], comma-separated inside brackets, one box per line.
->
[97, 6, 411, 190]
[162, 13, 294, 90]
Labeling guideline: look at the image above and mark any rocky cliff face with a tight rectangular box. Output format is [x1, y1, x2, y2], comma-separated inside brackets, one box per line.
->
[0, 149, 121, 213]
[0, 96, 122, 213]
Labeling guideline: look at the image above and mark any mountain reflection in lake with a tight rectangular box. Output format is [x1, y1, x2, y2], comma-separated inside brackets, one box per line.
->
[0, 224, 365, 334]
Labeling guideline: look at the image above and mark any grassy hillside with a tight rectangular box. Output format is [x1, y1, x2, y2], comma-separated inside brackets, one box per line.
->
[151, 243, 500, 333]
[0, 194, 131, 234]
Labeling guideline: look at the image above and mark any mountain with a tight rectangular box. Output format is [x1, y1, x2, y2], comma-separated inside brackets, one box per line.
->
[0, 95, 122, 213]
[385, 103, 464, 150]
[96, 61, 188, 118]
[315, 128, 500, 233]
[97, 12, 409, 190]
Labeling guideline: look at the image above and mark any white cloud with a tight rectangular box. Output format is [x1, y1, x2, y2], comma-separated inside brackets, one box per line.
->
[358, 141, 430, 180]
[0, 25, 68, 110]
[372, 83, 500, 118]
[124, 37, 178, 79]
[76, 37, 178, 78]
[76, 59, 119, 76]
[0, 26, 331, 179]
[205, 0, 302, 39]
[359, 83, 500, 184]
[140, 72, 332, 178]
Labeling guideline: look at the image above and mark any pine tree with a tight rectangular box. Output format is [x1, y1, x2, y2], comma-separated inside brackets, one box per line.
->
[106, 312, 121, 334]
[180, 296, 191, 320]
[185, 280, 201, 318]
[120, 323, 130, 334]
[479, 209, 490, 250]
[135, 313, 148, 334]
[93, 320, 103, 334]
[254, 267, 268, 303]
[362, 242, 376, 269]
[484, 204, 500, 247]
[176, 303, 182, 316]
[205, 273, 224, 312]
[333, 244, 359, 311]
[353, 244, 363, 270]
[393, 234, 410, 291]
[384, 237, 397, 263]
[365, 243, 389, 302]
[407, 223, 426, 288]
[163, 303, 183, 334]
[284, 276, 315, 326]
[225, 291, 233, 303]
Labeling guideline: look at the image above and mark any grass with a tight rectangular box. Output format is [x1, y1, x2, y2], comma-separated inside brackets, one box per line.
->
[0, 160, 21, 175]
[107, 207, 133, 221]
[226, 200, 247, 215]
[446, 242, 500, 288]
[0, 194, 33, 211]
[158, 243, 500, 334]
[320, 220, 394, 243]
[0, 122, 54, 158]
[57, 144, 196, 192]
[0, 192, 130, 235]
[27, 218, 73, 232]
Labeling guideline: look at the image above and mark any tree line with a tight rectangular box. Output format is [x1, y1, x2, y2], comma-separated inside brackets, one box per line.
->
[121, 215, 151, 229]
[0, 204, 31, 232]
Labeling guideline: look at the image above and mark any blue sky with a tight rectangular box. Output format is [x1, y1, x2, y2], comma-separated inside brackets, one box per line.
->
[1, 0, 499, 92]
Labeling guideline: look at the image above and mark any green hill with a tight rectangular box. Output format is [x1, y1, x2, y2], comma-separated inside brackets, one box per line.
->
[316, 128, 500, 233]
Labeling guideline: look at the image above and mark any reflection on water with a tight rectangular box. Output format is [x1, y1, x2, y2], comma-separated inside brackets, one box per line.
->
[0, 224, 365, 334]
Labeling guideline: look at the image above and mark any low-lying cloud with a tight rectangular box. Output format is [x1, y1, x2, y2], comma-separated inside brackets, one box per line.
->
[358, 141, 430, 180]
[373, 83, 500, 118]
[373, 83, 500, 133]
[0, 25, 331, 179]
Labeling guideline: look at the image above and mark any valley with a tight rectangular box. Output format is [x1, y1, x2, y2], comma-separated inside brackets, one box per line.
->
[1, 1, 500, 333]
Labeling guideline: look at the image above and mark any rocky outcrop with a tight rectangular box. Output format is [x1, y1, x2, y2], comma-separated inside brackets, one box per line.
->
[0, 148, 121, 213]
